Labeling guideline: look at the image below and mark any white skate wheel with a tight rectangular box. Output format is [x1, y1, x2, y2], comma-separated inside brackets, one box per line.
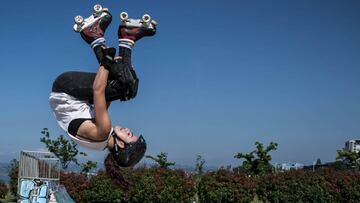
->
[120, 12, 128, 21]
[93, 4, 102, 13]
[151, 20, 158, 26]
[142, 14, 151, 23]
[73, 24, 81, 32]
[74, 15, 84, 24]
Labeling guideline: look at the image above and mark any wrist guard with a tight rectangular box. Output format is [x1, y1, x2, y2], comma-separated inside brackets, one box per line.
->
[100, 47, 116, 70]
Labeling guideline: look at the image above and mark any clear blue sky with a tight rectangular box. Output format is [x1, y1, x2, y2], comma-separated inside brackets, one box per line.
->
[0, 0, 359, 168]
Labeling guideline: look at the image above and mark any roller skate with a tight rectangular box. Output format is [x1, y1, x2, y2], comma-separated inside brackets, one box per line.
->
[118, 12, 157, 48]
[73, 4, 112, 47]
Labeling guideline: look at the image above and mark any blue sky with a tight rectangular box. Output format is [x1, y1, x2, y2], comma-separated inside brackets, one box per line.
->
[0, 0, 359, 168]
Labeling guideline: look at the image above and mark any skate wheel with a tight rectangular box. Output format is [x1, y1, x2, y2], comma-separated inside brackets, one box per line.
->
[73, 24, 81, 32]
[74, 15, 84, 24]
[93, 4, 103, 13]
[151, 20, 158, 26]
[120, 12, 128, 21]
[142, 14, 151, 23]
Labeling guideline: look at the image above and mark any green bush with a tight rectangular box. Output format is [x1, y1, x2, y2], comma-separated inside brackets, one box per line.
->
[257, 168, 360, 203]
[83, 171, 124, 203]
[0, 181, 8, 199]
[128, 167, 196, 203]
[198, 169, 257, 203]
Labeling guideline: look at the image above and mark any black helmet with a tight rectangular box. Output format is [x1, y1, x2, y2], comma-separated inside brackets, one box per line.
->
[110, 131, 147, 167]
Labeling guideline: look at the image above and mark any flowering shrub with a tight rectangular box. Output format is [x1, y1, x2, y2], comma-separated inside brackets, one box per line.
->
[61, 167, 195, 203]
[198, 169, 257, 203]
[60, 172, 89, 202]
[59, 166, 360, 203]
[257, 168, 360, 203]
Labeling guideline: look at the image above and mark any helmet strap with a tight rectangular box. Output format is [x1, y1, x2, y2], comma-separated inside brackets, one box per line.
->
[112, 130, 128, 152]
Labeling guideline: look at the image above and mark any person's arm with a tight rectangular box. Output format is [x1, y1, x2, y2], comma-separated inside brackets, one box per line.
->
[92, 65, 112, 137]
[77, 65, 112, 141]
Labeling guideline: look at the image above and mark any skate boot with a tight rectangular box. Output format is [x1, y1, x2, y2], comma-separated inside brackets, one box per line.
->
[118, 12, 157, 49]
[73, 4, 112, 59]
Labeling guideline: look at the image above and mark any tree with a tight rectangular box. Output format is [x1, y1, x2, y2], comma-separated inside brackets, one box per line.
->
[0, 181, 8, 199]
[316, 158, 322, 166]
[195, 155, 206, 176]
[336, 149, 360, 169]
[332, 160, 348, 170]
[40, 128, 87, 169]
[81, 161, 98, 174]
[145, 152, 175, 169]
[193, 155, 206, 203]
[234, 141, 278, 176]
[8, 159, 18, 196]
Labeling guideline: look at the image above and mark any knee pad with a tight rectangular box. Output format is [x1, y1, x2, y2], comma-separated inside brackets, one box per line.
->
[109, 62, 139, 101]
[127, 68, 139, 100]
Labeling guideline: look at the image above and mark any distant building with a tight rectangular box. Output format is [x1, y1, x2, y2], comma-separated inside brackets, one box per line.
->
[345, 140, 360, 153]
[275, 163, 304, 171]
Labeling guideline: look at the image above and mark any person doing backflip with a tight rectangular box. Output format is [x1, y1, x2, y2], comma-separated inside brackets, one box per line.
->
[49, 6, 156, 167]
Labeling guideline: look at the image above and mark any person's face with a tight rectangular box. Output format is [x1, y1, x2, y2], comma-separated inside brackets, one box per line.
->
[114, 126, 139, 148]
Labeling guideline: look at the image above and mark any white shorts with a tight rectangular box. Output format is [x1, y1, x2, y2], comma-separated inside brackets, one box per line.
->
[49, 92, 110, 150]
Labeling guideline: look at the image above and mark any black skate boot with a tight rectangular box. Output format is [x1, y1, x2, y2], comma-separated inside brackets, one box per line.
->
[73, 4, 112, 62]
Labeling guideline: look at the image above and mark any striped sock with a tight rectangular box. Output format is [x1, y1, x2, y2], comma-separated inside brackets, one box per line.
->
[91, 37, 106, 49]
[119, 39, 135, 50]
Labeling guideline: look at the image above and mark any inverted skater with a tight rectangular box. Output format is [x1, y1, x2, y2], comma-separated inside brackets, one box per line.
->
[49, 6, 156, 167]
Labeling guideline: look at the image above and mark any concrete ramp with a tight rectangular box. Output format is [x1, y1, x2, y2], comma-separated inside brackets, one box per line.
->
[52, 185, 75, 203]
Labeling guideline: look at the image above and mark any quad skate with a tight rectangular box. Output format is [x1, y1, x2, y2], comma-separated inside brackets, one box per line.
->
[118, 12, 157, 42]
[73, 4, 111, 33]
